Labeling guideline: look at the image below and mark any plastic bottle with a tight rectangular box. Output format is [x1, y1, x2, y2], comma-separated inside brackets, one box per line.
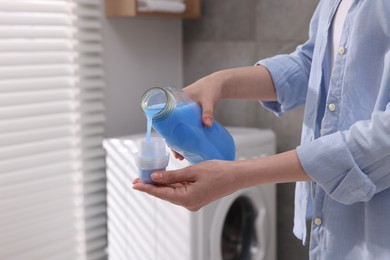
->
[140, 87, 235, 164]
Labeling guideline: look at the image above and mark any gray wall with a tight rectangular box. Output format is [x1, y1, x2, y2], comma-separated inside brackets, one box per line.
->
[102, 12, 183, 138]
[183, 0, 319, 259]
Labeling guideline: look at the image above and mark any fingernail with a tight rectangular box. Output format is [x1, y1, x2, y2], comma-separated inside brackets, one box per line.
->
[152, 172, 162, 180]
[204, 116, 212, 126]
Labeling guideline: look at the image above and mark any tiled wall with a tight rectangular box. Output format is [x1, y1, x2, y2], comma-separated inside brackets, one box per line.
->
[183, 0, 319, 259]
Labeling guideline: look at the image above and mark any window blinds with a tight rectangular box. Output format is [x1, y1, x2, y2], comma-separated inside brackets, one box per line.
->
[0, 1, 106, 259]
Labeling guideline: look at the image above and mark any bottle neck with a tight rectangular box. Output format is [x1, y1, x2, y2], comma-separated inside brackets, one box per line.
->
[141, 87, 176, 120]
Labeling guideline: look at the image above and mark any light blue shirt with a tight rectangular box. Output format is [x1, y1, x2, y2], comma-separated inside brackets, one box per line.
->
[257, 0, 390, 259]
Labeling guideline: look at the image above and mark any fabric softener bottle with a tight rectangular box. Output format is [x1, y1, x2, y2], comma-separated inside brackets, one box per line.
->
[140, 87, 235, 164]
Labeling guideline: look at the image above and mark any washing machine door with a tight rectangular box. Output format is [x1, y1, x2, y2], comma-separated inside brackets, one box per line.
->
[209, 187, 269, 260]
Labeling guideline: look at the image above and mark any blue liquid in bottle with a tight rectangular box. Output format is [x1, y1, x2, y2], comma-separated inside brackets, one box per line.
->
[141, 87, 235, 164]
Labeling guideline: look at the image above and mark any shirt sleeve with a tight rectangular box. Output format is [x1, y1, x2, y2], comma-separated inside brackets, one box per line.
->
[255, 0, 323, 116]
[297, 103, 390, 205]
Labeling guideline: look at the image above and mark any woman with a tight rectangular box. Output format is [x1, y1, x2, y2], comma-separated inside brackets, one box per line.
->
[134, 1, 390, 259]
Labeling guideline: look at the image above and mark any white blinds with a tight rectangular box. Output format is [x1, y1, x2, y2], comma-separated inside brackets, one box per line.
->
[74, 1, 107, 260]
[0, 1, 106, 260]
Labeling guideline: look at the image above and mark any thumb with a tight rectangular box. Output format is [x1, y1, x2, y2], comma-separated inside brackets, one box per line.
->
[201, 103, 214, 128]
[152, 168, 195, 184]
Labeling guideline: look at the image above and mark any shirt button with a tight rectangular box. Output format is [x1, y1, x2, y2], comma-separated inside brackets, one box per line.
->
[328, 103, 336, 112]
[338, 47, 345, 55]
[314, 218, 322, 226]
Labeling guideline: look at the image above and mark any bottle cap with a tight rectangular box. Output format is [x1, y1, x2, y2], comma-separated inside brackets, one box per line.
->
[134, 137, 170, 170]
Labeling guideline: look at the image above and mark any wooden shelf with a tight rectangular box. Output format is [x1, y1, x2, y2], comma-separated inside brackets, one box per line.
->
[105, 0, 201, 19]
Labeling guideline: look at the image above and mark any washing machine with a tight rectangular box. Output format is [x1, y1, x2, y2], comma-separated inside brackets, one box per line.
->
[104, 127, 276, 260]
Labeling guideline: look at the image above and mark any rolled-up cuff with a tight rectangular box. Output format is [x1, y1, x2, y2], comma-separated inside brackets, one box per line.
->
[296, 132, 376, 205]
[256, 56, 305, 116]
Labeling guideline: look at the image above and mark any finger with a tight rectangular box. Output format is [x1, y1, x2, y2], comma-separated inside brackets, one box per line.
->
[133, 178, 142, 184]
[133, 177, 183, 189]
[171, 149, 184, 160]
[151, 168, 195, 185]
[182, 85, 215, 127]
[132, 182, 181, 203]
[201, 103, 214, 128]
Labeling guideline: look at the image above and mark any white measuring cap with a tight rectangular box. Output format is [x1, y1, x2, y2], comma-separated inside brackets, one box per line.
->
[134, 137, 170, 170]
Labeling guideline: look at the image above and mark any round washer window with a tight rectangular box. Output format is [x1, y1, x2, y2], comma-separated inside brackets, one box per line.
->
[221, 196, 259, 260]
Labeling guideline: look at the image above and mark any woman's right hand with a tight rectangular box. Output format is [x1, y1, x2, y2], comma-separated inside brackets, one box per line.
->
[183, 72, 225, 128]
[171, 73, 224, 160]
[183, 66, 276, 128]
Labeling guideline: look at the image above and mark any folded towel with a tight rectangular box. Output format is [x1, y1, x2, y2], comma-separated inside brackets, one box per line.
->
[137, 0, 186, 13]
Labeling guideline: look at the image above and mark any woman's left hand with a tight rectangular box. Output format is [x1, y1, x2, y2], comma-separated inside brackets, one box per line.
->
[132, 160, 239, 211]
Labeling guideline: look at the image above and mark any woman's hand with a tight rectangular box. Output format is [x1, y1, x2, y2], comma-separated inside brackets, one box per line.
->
[171, 73, 225, 159]
[183, 66, 277, 128]
[132, 160, 239, 211]
[183, 73, 224, 128]
[133, 151, 310, 211]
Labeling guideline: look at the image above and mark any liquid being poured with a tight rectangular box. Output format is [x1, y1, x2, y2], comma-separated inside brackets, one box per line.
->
[144, 104, 165, 143]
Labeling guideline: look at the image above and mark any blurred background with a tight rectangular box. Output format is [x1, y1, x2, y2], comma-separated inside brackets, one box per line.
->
[0, 0, 318, 259]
